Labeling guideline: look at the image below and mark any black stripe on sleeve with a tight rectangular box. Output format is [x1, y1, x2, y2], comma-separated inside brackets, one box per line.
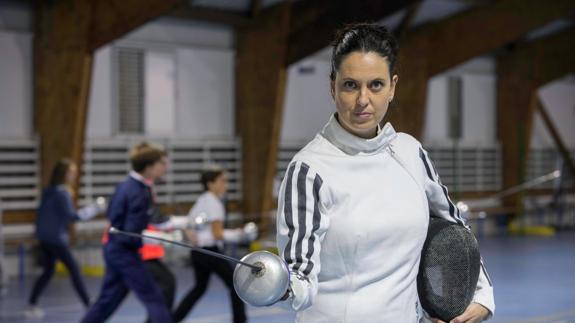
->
[282, 163, 296, 265]
[481, 259, 493, 287]
[419, 148, 434, 180]
[440, 185, 463, 225]
[292, 163, 310, 271]
[420, 147, 464, 225]
[302, 173, 323, 275]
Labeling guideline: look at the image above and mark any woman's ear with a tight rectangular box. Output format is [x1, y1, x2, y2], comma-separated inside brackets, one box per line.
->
[330, 80, 335, 100]
[389, 74, 399, 101]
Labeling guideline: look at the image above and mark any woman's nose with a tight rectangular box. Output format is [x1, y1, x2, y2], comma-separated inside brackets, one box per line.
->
[357, 87, 369, 107]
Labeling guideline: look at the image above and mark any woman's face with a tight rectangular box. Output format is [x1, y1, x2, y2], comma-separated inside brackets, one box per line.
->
[331, 51, 398, 139]
[65, 163, 78, 185]
[209, 173, 228, 198]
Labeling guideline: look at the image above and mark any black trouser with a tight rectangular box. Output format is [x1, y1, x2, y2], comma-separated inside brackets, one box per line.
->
[144, 259, 176, 323]
[29, 242, 90, 307]
[172, 247, 246, 323]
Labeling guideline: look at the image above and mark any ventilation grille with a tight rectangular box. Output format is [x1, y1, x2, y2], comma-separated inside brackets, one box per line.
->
[117, 47, 145, 134]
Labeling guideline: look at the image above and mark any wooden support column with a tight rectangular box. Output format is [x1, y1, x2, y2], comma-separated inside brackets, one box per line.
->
[34, 0, 178, 190]
[497, 55, 538, 210]
[386, 37, 429, 138]
[34, 1, 94, 188]
[389, 0, 575, 138]
[236, 4, 291, 225]
[497, 27, 575, 210]
[535, 98, 575, 184]
[90, 0, 179, 51]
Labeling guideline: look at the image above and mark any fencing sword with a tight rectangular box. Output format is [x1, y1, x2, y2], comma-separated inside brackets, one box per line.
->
[457, 170, 562, 216]
[108, 227, 261, 272]
[108, 227, 290, 306]
[483, 170, 561, 200]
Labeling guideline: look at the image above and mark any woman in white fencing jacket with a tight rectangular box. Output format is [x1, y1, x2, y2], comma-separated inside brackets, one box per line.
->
[276, 23, 495, 323]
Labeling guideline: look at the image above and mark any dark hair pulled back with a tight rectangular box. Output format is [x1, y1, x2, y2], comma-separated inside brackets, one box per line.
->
[330, 23, 399, 81]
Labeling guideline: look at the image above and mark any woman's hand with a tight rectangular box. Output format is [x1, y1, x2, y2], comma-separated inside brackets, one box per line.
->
[429, 303, 490, 323]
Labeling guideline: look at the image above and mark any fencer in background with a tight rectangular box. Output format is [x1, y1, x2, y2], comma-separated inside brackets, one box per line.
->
[26, 158, 106, 319]
[100, 209, 184, 323]
[172, 166, 257, 323]
[82, 142, 172, 323]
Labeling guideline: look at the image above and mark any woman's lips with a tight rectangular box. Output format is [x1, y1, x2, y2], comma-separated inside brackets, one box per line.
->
[355, 112, 372, 118]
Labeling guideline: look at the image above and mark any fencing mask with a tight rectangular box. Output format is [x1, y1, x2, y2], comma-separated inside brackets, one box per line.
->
[417, 217, 481, 321]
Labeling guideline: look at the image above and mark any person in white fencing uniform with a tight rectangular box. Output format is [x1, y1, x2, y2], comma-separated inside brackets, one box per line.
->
[275, 24, 495, 323]
[172, 166, 256, 323]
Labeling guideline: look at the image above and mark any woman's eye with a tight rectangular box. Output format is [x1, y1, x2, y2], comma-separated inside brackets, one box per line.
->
[343, 81, 357, 90]
[370, 81, 384, 91]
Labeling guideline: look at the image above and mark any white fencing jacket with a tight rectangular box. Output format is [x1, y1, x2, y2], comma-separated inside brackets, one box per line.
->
[276, 115, 495, 323]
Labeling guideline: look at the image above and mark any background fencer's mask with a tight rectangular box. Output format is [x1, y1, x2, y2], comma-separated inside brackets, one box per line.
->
[417, 217, 481, 321]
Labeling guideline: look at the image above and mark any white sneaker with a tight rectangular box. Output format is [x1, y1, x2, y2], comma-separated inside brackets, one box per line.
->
[24, 305, 45, 319]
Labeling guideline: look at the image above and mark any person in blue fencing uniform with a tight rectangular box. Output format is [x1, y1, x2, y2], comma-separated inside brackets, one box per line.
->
[26, 158, 104, 319]
[82, 142, 172, 323]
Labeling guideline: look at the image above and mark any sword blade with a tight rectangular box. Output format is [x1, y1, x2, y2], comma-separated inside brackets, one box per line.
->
[108, 227, 261, 271]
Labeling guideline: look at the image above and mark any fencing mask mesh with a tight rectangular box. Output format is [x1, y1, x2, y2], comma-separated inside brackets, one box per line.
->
[417, 217, 481, 321]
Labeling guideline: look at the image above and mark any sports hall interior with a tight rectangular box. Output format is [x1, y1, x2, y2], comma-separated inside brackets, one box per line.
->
[0, 0, 574, 322]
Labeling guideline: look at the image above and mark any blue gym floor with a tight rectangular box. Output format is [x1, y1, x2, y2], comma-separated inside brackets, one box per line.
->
[1, 232, 574, 323]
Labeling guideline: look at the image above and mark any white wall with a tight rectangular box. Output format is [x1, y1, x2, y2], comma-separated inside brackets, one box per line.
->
[175, 47, 235, 139]
[0, 31, 32, 138]
[88, 18, 235, 139]
[86, 18, 236, 139]
[87, 46, 113, 137]
[461, 74, 496, 144]
[0, 1, 32, 138]
[281, 58, 335, 144]
[124, 17, 234, 49]
[145, 50, 176, 136]
[423, 57, 496, 146]
[423, 75, 450, 143]
[531, 78, 575, 149]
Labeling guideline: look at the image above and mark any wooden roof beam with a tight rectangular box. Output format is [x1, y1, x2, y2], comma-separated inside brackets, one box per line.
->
[388, 0, 575, 138]
[169, 4, 254, 27]
[395, 1, 423, 39]
[250, 0, 263, 18]
[90, 0, 179, 51]
[417, 0, 575, 76]
[497, 27, 575, 210]
[286, 0, 419, 65]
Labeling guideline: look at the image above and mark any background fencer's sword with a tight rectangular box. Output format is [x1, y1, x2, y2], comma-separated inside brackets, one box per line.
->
[484, 170, 561, 200]
[108, 227, 261, 272]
